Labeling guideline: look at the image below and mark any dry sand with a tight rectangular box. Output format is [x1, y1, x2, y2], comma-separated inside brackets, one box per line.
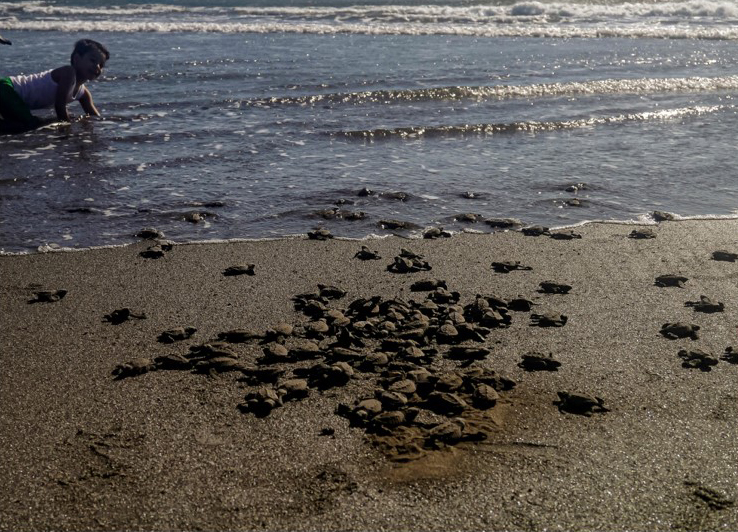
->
[1, 219, 737, 531]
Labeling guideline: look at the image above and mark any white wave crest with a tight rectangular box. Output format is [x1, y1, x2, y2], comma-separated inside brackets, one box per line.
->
[1, 1, 737, 40]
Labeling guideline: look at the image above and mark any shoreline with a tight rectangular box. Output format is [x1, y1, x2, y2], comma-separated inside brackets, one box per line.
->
[3, 212, 738, 257]
[1, 218, 737, 530]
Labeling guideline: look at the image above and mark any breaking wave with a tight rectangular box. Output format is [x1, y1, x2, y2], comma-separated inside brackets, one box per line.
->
[246, 76, 738, 107]
[338, 105, 731, 138]
[2, 1, 738, 40]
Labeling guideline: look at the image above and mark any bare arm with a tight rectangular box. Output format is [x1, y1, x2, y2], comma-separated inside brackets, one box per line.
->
[78, 87, 100, 117]
[53, 66, 76, 122]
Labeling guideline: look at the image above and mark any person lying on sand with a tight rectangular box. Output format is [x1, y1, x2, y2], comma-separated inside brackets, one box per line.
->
[0, 38, 108, 133]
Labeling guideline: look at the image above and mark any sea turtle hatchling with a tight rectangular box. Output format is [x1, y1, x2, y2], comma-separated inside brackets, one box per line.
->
[678, 349, 719, 371]
[104, 308, 147, 325]
[307, 228, 333, 240]
[660, 322, 700, 340]
[217, 328, 263, 343]
[712, 250, 738, 262]
[491, 261, 532, 273]
[240, 387, 283, 417]
[521, 225, 550, 237]
[112, 357, 155, 379]
[318, 284, 347, 299]
[721, 346, 737, 364]
[518, 352, 562, 371]
[423, 227, 452, 239]
[354, 246, 381, 260]
[530, 312, 568, 327]
[387, 256, 432, 274]
[549, 230, 582, 240]
[538, 281, 572, 294]
[157, 326, 197, 343]
[223, 264, 255, 276]
[399, 248, 423, 260]
[139, 241, 174, 259]
[28, 289, 68, 304]
[628, 228, 656, 239]
[685, 296, 724, 313]
[136, 228, 164, 240]
[555, 391, 610, 416]
[410, 279, 447, 291]
[654, 274, 688, 288]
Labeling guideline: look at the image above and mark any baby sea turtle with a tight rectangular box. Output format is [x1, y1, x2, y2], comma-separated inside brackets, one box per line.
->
[518, 352, 561, 371]
[154, 354, 192, 371]
[446, 346, 490, 361]
[423, 227, 452, 239]
[354, 245, 381, 260]
[307, 228, 333, 240]
[263, 323, 294, 343]
[530, 312, 568, 327]
[565, 182, 587, 193]
[318, 284, 347, 299]
[721, 346, 737, 364]
[223, 264, 255, 276]
[350, 398, 383, 423]
[454, 213, 482, 223]
[112, 357, 155, 380]
[136, 227, 164, 240]
[660, 322, 700, 340]
[378, 219, 417, 230]
[426, 420, 464, 446]
[549, 230, 582, 240]
[28, 289, 67, 304]
[399, 248, 423, 260]
[629, 228, 656, 239]
[712, 250, 738, 262]
[387, 256, 432, 274]
[472, 384, 499, 409]
[184, 212, 203, 223]
[685, 295, 724, 313]
[485, 218, 522, 229]
[522, 225, 550, 237]
[195, 356, 249, 374]
[538, 281, 572, 294]
[157, 326, 197, 343]
[380, 191, 410, 202]
[260, 343, 291, 364]
[104, 308, 147, 325]
[410, 279, 447, 291]
[189, 342, 238, 359]
[491, 261, 532, 273]
[426, 392, 468, 416]
[217, 328, 263, 343]
[654, 274, 688, 288]
[240, 387, 283, 417]
[139, 241, 174, 259]
[277, 379, 309, 401]
[678, 349, 719, 371]
[652, 211, 676, 222]
[555, 391, 609, 417]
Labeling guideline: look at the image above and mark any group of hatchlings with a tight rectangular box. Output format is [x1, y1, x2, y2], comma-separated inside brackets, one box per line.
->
[655, 248, 738, 371]
[104, 241, 738, 455]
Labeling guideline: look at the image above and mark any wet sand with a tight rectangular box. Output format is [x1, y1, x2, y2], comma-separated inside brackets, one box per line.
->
[1, 219, 737, 531]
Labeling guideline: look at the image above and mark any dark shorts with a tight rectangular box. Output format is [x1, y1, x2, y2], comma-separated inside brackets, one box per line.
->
[0, 77, 40, 128]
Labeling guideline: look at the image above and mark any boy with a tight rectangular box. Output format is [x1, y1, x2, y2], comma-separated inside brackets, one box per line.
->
[0, 39, 109, 132]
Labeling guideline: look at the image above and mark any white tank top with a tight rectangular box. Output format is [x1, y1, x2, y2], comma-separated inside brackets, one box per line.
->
[10, 70, 85, 110]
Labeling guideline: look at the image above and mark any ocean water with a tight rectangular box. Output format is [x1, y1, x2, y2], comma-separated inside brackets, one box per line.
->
[0, 0, 736, 253]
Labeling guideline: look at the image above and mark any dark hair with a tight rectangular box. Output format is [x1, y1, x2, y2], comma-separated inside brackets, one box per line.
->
[71, 39, 110, 64]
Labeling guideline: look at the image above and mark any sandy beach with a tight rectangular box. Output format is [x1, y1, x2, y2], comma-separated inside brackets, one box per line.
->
[1, 219, 736, 531]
